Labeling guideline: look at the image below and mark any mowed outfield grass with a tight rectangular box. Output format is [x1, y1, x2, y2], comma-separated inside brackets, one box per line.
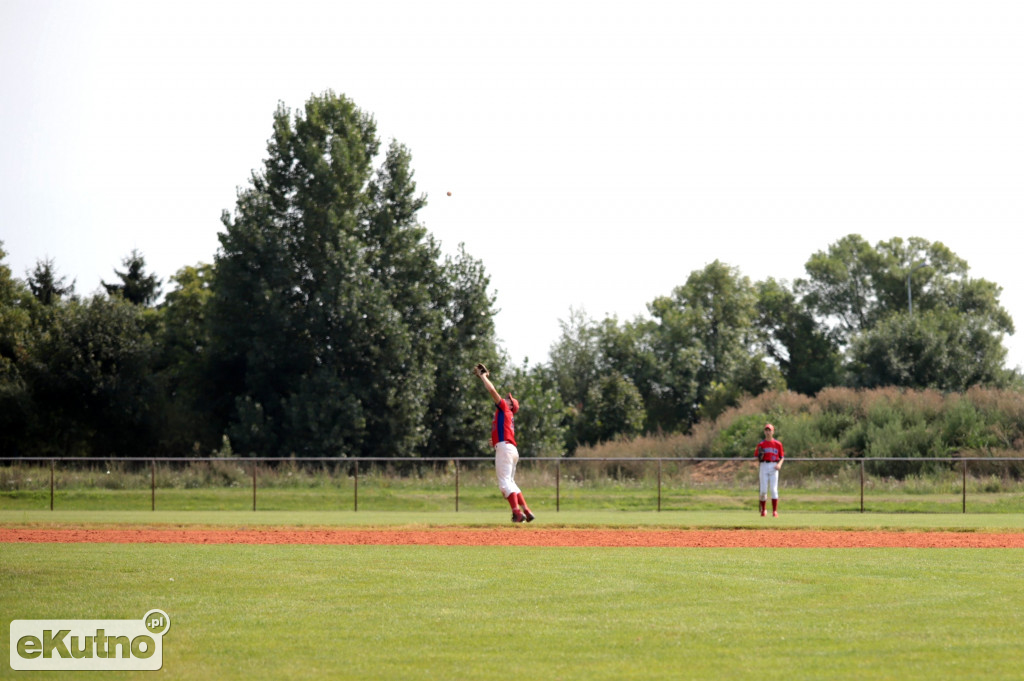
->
[3, 511, 1024, 680]
[2, 541, 1024, 680]
[5, 482, 1024, 514]
[5, 457, 1024, 514]
[6, 508, 1024, 531]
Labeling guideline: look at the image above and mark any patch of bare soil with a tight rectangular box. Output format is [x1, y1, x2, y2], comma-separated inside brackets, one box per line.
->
[686, 460, 748, 485]
[3, 527, 1023, 548]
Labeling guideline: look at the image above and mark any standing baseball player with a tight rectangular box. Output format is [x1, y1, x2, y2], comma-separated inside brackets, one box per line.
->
[755, 423, 785, 517]
[474, 363, 534, 523]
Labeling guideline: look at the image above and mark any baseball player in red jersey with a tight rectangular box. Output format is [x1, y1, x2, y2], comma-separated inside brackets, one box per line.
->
[755, 423, 785, 517]
[474, 363, 534, 523]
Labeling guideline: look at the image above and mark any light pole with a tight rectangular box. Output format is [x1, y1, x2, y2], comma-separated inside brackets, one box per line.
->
[907, 262, 927, 314]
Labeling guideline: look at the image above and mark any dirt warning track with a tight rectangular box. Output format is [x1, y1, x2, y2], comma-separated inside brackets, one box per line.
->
[3, 528, 1024, 548]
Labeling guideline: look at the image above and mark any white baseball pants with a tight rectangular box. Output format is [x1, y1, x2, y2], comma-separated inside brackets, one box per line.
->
[759, 461, 780, 501]
[494, 442, 521, 498]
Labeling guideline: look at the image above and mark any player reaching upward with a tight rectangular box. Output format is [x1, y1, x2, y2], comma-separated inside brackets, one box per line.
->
[474, 363, 534, 523]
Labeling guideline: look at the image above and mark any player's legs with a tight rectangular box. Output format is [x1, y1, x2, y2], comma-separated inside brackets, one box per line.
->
[495, 442, 521, 496]
[508, 449, 535, 520]
[759, 463, 770, 515]
[769, 467, 780, 516]
[495, 443, 522, 520]
[506, 454, 532, 515]
[516, 491, 534, 521]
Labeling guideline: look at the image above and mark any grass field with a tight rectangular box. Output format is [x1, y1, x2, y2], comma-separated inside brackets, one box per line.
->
[3, 510, 1024, 680]
[4, 477, 1024, 514]
[5, 458, 1024, 515]
[5, 508, 1024, 530]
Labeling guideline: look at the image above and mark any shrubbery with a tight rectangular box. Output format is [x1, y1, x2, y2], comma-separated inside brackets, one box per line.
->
[575, 386, 1024, 479]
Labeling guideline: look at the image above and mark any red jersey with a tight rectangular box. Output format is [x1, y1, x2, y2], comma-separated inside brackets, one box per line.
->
[491, 398, 517, 447]
[755, 438, 784, 463]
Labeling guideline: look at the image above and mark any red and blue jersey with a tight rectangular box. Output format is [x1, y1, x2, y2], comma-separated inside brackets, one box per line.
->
[491, 398, 516, 447]
[755, 438, 784, 463]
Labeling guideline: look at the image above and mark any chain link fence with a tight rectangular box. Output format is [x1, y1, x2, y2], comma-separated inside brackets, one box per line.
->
[2, 456, 1023, 513]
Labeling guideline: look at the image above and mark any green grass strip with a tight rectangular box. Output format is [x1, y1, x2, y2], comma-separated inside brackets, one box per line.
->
[2, 543, 1023, 680]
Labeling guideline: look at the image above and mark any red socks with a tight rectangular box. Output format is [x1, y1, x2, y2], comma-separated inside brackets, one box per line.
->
[772, 499, 778, 512]
[506, 492, 531, 515]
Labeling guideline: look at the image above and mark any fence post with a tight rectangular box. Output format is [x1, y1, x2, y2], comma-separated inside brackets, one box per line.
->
[556, 459, 561, 512]
[860, 459, 865, 513]
[151, 460, 156, 511]
[657, 459, 662, 512]
[252, 463, 257, 511]
[353, 460, 358, 512]
[50, 459, 55, 511]
[962, 459, 967, 514]
[455, 460, 460, 512]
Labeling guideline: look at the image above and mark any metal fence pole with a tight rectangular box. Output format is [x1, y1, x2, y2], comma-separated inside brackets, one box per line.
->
[962, 459, 967, 514]
[556, 459, 561, 512]
[151, 460, 156, 511]
[657, 459, 662, 512]
[860, 459, 865, 513]
[252, 463, 257, 511]
[455, 460, 460, 512]
[50, 459, 55, 511]
[353, 460, 358, 512]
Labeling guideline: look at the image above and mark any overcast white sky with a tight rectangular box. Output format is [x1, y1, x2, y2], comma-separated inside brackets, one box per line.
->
[2, 0, 1023, 371]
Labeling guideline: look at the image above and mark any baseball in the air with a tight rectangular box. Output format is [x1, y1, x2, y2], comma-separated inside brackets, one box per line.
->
[446, 191, 452, 196]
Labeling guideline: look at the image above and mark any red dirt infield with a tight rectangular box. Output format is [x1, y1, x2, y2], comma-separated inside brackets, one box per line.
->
[3, 527, 1024, 548]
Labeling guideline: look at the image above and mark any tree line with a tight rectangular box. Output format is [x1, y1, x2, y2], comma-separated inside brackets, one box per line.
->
[534, 236, 1020, 452]
[1, 91, 1019, 460]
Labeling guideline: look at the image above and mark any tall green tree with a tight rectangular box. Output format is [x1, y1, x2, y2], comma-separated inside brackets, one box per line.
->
[23, 295, 158, 457]
[797, 235, 1012, 343]
[848, 309, 1013, 391]
[209, 92, 384, 457]
[27, 258, 75, 306]
[548, 307, 601, 410]
[358, 140, 449, 457]
[796, 234, 879, 339]
[0, 243, 34, 453]
[153, 264, 218, 455]
[755, 278, 842, 395]
[796, 234, 1013, 389]
[547, 309, 614, 447]
[578, 371, 645, 446]
[503, 360, 571, 457]
[0, 244, 33, 367]
[103, 249, 162, 306]
[593, 316, 667, 434]
[646, 261, 777, 428]
[208, 91, 499, 458]
[422, 246, 502, 459]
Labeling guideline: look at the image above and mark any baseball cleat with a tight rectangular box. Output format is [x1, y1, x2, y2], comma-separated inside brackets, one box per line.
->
[761, 510, 767, 517]
[512, 511, 525, 523]
[773, 511, 779, 517]
[523, 510, 535, 522]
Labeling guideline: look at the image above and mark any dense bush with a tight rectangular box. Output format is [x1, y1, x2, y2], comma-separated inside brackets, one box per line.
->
[574, 387, 1024, 479]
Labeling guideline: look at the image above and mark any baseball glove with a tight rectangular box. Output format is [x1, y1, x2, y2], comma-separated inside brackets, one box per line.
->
[473, 363, 489, 377]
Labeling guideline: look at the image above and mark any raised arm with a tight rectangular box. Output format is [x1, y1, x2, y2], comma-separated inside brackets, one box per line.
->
[474, 363, 502, 405]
